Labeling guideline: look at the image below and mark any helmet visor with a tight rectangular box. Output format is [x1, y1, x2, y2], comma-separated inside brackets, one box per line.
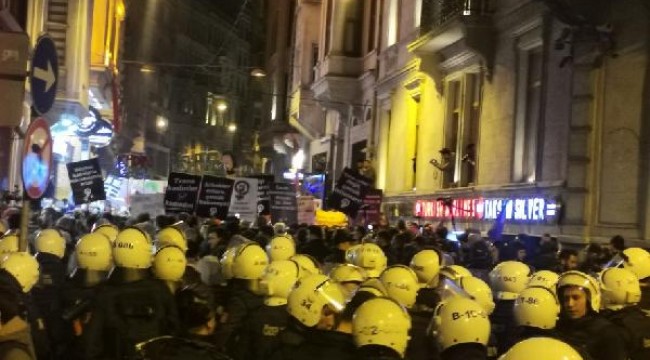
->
[437, 278, 472, 302]
[315, 278, 347, 312]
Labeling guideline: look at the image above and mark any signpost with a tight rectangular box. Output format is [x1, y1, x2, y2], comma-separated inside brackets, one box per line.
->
[30, 35, 58, 115]
[19, 117, 53, 251]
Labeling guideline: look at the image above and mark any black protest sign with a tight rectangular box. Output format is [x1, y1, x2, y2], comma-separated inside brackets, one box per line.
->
[164, 172, 201, 214]
[360, 188, 383, 225]
[270, 182, 297, 225]
[249, 174, 274, 215]
[66, 158, 106, 205]
[196, 175, 234, 219]
[329, 168, 372, 217]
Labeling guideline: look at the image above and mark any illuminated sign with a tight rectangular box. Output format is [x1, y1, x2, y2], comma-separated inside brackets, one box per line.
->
[414, 197, 560, 223]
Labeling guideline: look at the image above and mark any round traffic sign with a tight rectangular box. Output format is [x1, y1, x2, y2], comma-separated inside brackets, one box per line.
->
[30, 35, 59, 115]
[22, 118, 53, 199]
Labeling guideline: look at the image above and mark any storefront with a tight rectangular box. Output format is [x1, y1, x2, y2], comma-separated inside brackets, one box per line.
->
[382, 185, 564, 238]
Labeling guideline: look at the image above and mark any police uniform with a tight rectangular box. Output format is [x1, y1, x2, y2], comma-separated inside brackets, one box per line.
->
[215, 279, 264, 354]
[602, 306, 650, 360]
[235, 303, 289, 360]
[32, 252, 67, 358]
[489, 300, 517, 355]
[137, 334, 232, 360]
[407, 287, 440, 360]
[556, 314, 628, 360]
[276, 328, 356, 360]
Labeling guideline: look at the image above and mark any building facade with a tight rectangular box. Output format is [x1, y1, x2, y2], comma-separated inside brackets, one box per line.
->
[120, 0, 263, 179]
[0, 0, 125, 199]
[277, 0, 650, 245]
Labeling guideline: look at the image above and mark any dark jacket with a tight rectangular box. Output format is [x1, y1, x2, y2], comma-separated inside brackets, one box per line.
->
[136, 334, 232, 360]
[556, 313, 628, 360]
[268, 319, 310, 360]
[0, 271, 50, 360]
[297, 239, 330, 263]
[82, 272, 179, 360]
[489, 300, 517, 355]
[602, 306, 650, 360]
[32, 253, 67, 358]
[323, 249, 346, 265]
[275, 329, 356, 360]
[407, 287, 441, 360]
[441, 343, 487, 360]
[356, 345, 404, 360]
[215, 279, 264, 353]
[235, 304, 290, 360]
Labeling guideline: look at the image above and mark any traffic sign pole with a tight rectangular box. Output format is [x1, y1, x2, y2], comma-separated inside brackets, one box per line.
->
[19, 195, 29, 252]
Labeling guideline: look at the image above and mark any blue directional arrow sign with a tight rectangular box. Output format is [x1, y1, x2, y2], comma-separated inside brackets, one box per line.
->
[30, 35, 59, 115]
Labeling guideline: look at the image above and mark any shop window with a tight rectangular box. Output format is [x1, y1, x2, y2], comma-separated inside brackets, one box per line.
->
[440, 73, 481, 188]
[514, 45, 543, 183]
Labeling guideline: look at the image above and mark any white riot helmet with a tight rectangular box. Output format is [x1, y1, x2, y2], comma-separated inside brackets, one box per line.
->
[599, 267, 641, 310]
[1, 252, 40, 293]
[266, 235, 296, 261]
[350, 243, 387, 278]
[557, 271, 601, 313]
[513, 286, 560, 329]
[431, 297, 491, 351]
[457, 276, 495, 315]
[527, 270, 559, 291]
[409, 249, 442, 287]
[290, 254, 322, 276]
[35, 229, 66, 258]
[287, 274, 347, 327]
[231, 243, 269, 280]
[76, 233, 113, 271]
[379, 265, 420, 309]
[113, 227, 153, 269]
[353, 297, 411, 357]
[260, 260, 302, 305]
[152, 246, 187, 281]
[489, 261, 532, 300]
[439, 265, 472, 282]
[498, 337, 583, 360]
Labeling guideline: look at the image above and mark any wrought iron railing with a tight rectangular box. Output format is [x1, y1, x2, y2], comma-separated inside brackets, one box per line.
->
[422, 0, 492, 30]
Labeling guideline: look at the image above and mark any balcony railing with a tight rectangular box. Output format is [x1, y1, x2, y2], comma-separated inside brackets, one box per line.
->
[422, 0, 492, 30]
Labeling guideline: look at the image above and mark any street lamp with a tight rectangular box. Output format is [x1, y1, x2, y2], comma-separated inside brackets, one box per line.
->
[217, 102, 228, 112]
[250, 68, 267, 78]
[227, 123, 237, 132]
[156, 115, 168, 132]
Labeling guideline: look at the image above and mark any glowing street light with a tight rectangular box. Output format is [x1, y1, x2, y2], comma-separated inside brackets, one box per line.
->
[156, 115, 168, 132]
[228, 123, 237, 132]
[217, 102, 228, 112]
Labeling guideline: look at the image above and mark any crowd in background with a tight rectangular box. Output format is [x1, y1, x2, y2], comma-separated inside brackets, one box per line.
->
[0, 198, 649, 360]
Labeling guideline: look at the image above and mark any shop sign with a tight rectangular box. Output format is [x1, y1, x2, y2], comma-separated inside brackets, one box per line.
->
[414, 197, 560, 223]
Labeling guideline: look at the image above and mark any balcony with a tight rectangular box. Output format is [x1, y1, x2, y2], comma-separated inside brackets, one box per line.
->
[410, 0, 495, 85]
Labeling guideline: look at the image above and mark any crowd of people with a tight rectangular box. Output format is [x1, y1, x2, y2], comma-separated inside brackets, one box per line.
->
[0, 204, 649, 360]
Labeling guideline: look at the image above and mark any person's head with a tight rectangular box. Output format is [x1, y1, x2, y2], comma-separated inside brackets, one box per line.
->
[287, 274, 346, 330]
[513, 286, 560, 329]
[0, 252, 40, 293]
[499, 337, 584, 360]
[113, 227, 153, 269]
[329, 264, 366, 297]
[619, 247, 650, 280]
[349, 242, 387, 278]
[558, 249, 579, 272]
[353, 297, 411, 357]
[231, 243, 269, 280]
[332, 229, 353, 251]
[176, 288, 216, 335]
[527, 270, 559, 291]
[609, 235, 625, 253]
[409, 249, 441, 287]
[273, 222, 288, 236]
[407, 222, 419, 235]
[379, 265, 420, 309]
[206, 225, 227, 249]
[266, 235, 296, 261]
[152, 246, 187, 283]
[35, 229, 66, 259]
[431, 297, 491, 353]
[557, 271, 600, 320]
[76, 233, 113, 272]
[488, 261, 532, 300]
[156, 226, 187, 253]
[599, 267, 641, 310]
[439, 148, 452, 160]
[260, 260, 301, 305]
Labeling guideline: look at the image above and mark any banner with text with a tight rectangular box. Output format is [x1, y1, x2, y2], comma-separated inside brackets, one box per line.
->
[359, 188, 383, 225]
[164, 172, 201, 214]
[249, 174, 274, 215]
[66, 158, 106, 205]
[228, 177, 259, 222]
[196, 175, 234, 219]
[329, 168, 373, 218]
[270, 182, 297, 224]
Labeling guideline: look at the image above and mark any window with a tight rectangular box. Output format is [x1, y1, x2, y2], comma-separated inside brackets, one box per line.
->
[513, 39, 544, 182]
[386, 0, 399, 47]
[343, 1, 363, 56]
[366, 0, 377, 53]
[414, 0, 422, 28]
[311, 43, 318, 82]
[324, 0, 333, 55]
[442, 73, 482, 188]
